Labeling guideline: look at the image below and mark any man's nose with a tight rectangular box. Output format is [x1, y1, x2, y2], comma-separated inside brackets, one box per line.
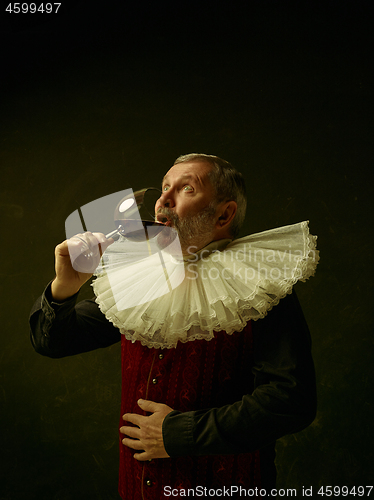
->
[158, 190, 175, 208]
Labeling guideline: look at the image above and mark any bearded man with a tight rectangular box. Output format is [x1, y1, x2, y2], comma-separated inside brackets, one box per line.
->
[30, 153, 318, 499]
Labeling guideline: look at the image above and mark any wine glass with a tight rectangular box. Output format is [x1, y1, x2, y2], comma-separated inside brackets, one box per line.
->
[105, 187, 164, 242]
[68, 187, 177, 273]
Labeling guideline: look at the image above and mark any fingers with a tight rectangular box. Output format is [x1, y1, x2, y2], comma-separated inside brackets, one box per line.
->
[55, 232, 113, 263]
[121, 436, 144, 450]
[54, 239, 71, 257]
[71, 232, 103, 256]
[137, 398, 157, 413]
[52, 231, 114, 301]
[120, 400, 172, 461]
[120, 425, 147, 457]
[120, 425, 140, 439]
[67, 232, 113, 273]
[120, 436, 150, 461]
[92, 232, 114, 253]
[121, 438, 145, 454]
[119, 433, 152, 462]
[137, 399, 174, 416]
[68, 231, 113, 253]
[122, 412, 144, 427]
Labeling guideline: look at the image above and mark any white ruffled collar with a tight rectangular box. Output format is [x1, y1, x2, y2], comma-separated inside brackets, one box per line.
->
[92, 221, 319, 349]
[182, 238, 232, 261]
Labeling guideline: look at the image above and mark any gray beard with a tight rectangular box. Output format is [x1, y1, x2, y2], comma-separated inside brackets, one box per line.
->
[157, 204, 216, 252]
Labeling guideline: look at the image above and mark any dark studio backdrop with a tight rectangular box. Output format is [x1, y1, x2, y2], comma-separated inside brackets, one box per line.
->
[0, 1, 373, 498]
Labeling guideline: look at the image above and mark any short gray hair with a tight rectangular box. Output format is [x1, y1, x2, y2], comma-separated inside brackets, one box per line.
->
[174, 153, 247, 238]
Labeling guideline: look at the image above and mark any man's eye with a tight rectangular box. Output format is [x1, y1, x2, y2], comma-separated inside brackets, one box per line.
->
[183, 185, 193, 191]
[163, 186, 169, 191]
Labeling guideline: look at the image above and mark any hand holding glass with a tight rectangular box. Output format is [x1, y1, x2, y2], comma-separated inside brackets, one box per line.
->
[68, 188, 167, 273]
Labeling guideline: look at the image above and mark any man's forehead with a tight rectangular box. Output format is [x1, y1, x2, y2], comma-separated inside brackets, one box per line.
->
[163, 161, 213, 184]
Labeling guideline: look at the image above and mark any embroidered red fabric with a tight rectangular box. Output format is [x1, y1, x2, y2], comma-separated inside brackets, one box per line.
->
[118, 322, 262, 499]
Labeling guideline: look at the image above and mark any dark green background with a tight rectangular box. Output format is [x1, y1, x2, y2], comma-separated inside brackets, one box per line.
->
[0, 1, 373, 498]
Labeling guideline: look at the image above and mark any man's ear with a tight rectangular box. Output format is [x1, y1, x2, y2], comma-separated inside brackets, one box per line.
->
[216, 201, 237, 229]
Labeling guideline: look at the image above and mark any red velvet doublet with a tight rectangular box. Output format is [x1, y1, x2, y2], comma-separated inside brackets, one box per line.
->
[118, 322, 261, 499]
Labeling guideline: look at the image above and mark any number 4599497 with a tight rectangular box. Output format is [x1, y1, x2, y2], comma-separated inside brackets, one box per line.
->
[5, 3, 61, 13]
[317, 486, 373, 496]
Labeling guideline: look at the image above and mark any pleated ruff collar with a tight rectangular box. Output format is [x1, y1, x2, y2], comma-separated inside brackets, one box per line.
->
[92, 221, 319, 349]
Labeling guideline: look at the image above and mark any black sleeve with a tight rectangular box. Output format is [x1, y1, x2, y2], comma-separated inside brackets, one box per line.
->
[162, 291, 317, 456]
[29, 281, 121, 358]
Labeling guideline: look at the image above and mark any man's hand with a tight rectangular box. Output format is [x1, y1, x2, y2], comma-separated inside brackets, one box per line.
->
[120, 399, 173, 461]
[51, 232, 113, 302]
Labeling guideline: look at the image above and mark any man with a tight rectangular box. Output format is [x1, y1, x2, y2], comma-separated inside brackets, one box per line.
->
[30, 154, 317, 499]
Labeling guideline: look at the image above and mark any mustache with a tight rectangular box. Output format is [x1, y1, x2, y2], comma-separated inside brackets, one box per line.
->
[156, 207, 179, 224]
